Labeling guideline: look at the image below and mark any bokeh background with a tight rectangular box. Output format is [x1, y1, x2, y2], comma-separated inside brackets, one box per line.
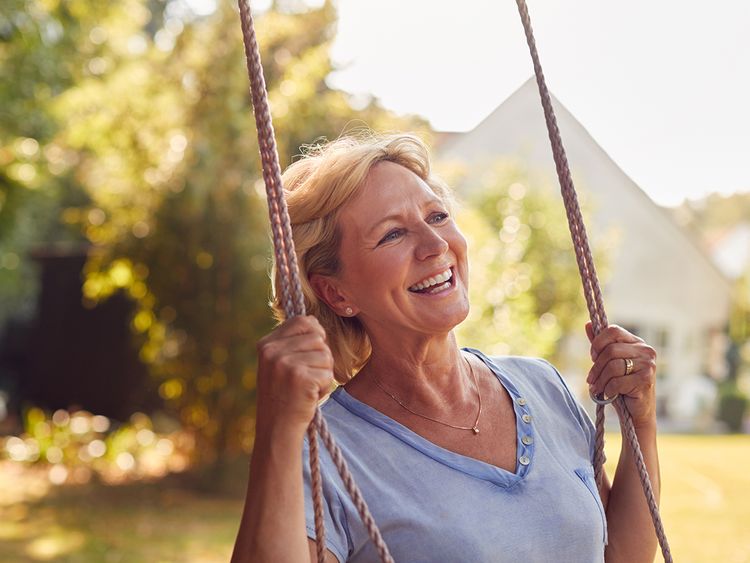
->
[1, 1, 748, 561]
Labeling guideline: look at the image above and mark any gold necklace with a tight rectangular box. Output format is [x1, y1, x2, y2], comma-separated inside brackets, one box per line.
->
[372, 357, 482, 434]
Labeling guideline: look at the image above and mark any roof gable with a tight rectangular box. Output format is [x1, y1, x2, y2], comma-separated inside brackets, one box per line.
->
[438, 77, 732, 300]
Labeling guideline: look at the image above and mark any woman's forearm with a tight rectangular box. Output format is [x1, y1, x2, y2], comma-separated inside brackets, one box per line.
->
[604, 421, 661, 563]
[231, 422, 309, 563]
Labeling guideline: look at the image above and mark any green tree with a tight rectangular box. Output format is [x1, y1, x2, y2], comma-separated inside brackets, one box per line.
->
[0, 0, 104, 323]
[673, 191, 750, 236]
[53, 0, 428, 474]
[453, 160, 609, 365]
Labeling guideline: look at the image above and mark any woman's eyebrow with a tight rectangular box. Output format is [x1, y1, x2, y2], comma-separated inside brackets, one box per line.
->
[366, 212, 404, 237]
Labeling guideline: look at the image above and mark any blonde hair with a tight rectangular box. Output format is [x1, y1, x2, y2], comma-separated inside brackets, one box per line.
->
[271, 132, 453, 382]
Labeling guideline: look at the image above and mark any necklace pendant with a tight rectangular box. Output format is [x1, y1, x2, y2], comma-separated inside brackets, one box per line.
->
[472, 426, 480, 435]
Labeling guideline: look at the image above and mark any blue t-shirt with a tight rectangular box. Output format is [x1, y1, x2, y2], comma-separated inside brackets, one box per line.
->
[302, 348, 607, 562]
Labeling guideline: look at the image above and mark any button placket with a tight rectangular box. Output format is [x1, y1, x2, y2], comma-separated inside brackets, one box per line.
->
[515, 397, 533, 471]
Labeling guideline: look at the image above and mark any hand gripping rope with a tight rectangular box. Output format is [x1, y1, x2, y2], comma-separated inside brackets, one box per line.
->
[237, 0, 672, 560]
[237, 2, 394, 561]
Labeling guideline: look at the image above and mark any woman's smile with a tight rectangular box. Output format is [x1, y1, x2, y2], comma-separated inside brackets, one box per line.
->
[407, 266, 456, 296]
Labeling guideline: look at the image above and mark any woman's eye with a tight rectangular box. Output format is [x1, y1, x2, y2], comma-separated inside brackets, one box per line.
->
[429, 212, 449, 223]
[379, 229, 403, 244]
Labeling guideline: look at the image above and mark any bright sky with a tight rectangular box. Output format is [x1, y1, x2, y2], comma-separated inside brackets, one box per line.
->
[324, 0, 750, 207]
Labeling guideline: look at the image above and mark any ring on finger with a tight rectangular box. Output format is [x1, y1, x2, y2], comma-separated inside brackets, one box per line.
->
[624, 358, 634, 376]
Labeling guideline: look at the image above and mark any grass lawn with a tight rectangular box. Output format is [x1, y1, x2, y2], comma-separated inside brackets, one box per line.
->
[0, 434, 748, 562]
[604, 433, 750, 563]
[0, 463, 243, 563]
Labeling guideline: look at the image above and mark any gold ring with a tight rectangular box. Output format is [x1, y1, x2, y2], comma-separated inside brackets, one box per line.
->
[624, 358, 634, 376]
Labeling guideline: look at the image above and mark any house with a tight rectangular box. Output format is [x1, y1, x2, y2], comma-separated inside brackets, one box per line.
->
[437, 78, 733, 428]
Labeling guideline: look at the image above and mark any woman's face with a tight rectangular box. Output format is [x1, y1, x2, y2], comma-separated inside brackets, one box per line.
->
[324, 161, 470, 342]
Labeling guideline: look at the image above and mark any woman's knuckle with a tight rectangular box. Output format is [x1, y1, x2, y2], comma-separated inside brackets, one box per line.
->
[257, 338, 275, 359]
[313, 333, 327, 348]
[303, 315, 321, 329]
[276, 353, 295, 372]
[600, 347, 615, 363]
[288, 364, 308, 384]
[317, 369, 333, 387]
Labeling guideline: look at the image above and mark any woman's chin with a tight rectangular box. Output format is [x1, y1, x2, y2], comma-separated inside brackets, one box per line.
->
[416, 303, 470, 335]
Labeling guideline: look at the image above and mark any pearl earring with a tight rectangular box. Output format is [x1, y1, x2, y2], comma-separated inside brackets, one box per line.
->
[344, 307, 353, 316]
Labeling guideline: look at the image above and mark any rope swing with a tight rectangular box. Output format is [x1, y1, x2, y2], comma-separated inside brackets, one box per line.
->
[237, 0, 673, 561]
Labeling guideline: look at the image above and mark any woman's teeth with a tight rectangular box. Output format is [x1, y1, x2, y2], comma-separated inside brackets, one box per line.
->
[424, 281, 451, 294]
[408, 268, 452, 293]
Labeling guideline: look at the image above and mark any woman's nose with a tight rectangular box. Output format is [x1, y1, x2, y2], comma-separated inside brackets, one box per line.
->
[414, 225, 449, 261]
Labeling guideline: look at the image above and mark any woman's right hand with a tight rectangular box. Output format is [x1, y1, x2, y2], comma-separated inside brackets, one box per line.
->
[231, 316, 335, 563]
[255, 315, 335, 436]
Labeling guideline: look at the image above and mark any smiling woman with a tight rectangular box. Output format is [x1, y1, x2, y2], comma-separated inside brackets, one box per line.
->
[230, 133, 664, 563]
[270, 135, 460, 382]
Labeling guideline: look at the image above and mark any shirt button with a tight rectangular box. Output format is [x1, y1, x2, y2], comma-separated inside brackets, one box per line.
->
[516, 397, 527, 406]
[522, 414, 532, 424]
[522, 435, 533, 445]
[519, 455, 530, 466]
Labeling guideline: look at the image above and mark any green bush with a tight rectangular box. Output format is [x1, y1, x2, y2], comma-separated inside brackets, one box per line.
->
[1, 407, 195, 485]
[717, 384, 749, 433]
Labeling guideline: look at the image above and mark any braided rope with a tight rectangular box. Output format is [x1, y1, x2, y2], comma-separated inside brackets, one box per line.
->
[514, 1, 672, 561]
[237, 2, 393, 561]
[315, 411, 396, 563]
[307, 421, 326, 562]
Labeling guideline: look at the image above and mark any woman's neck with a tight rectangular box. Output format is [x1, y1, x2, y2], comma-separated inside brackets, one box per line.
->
[350, 331, 475, 409]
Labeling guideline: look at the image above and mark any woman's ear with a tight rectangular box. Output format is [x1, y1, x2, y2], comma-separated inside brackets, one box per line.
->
[309, 274, 356, 317]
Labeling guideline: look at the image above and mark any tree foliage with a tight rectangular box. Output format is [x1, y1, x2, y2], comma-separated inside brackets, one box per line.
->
[3, 0, 598, 472]
[0, 0, 99, 322]
[45, 0, 427, 468]
[673, 191, 750, 236]
[452, 160, 606, 365]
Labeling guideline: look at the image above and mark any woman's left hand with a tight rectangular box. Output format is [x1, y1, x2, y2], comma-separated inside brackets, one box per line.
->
[585, 322, 658, 428]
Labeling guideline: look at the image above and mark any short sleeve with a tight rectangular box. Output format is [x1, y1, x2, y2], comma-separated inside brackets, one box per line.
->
[302, 437, 351, 563]
[540, 359, 598, 463]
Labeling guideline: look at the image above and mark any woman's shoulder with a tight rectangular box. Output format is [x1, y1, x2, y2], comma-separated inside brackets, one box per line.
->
[466, 348, 584, 414]
[466, 348, 561, 385]
[305, 386, 380, 447]
[483, 353, 556, 375]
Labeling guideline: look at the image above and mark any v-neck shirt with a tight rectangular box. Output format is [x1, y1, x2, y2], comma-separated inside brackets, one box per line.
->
[302, 349, 607, 562]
